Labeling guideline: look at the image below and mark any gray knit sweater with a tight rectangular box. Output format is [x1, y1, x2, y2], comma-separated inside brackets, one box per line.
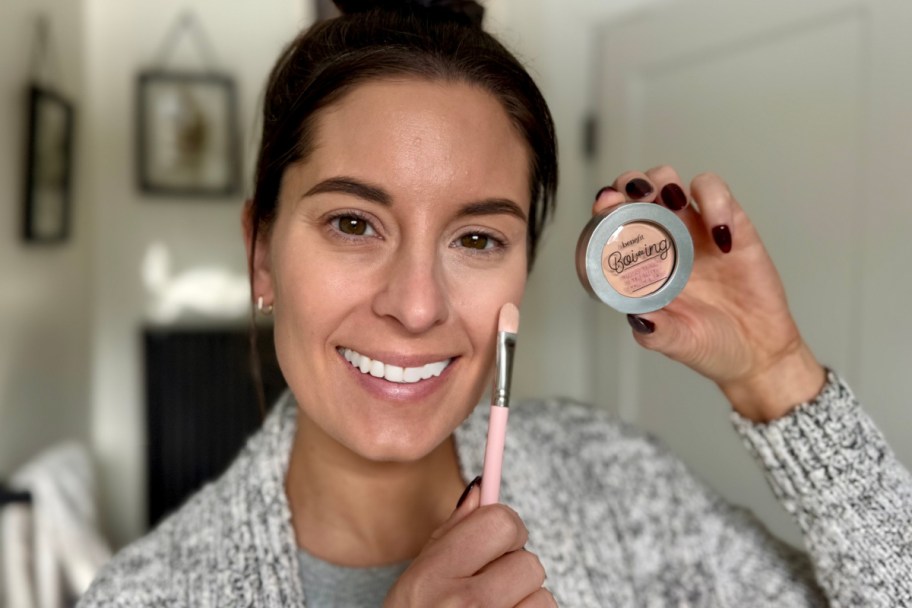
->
[79, 372, 912, 606]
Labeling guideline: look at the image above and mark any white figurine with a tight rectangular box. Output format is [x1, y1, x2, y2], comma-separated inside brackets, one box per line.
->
[142, 242, 250, 323]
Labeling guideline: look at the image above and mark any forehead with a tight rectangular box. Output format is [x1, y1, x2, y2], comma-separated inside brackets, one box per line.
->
[303, 78, 532, 208]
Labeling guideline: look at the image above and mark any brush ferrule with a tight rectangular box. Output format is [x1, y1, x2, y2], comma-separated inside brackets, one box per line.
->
[492, 331, 516, 408]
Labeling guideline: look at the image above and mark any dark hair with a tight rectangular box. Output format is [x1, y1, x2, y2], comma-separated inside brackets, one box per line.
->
[249, 3, 558, 266]
[247, 3, 558, 413]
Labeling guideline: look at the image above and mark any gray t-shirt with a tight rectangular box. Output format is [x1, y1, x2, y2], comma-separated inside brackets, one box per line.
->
[297, 548, 410, 607]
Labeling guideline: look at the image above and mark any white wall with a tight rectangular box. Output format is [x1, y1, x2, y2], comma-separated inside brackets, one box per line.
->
[0, 0, 90, 484]
[84, 0, 308, 547]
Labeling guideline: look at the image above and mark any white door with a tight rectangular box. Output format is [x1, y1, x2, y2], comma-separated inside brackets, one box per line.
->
[593, 0, 912, 544]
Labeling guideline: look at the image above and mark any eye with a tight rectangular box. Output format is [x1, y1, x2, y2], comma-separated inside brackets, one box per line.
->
[455, 231, 505, 252]
[331, 214, 376, 237]
[460, 233, 492, 250]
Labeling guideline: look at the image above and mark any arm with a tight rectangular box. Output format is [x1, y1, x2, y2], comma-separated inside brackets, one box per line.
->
[732, 370, 912, 606]
[603, 374, 910, 606]
[593, 168, 912, 605]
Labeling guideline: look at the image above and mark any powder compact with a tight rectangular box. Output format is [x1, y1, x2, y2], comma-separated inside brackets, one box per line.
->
[576, 203, 694, 314]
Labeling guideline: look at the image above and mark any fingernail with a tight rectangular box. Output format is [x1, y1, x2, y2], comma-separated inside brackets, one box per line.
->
[625, 178, 653, 199]
[594, 185, 617, 202]
[456, 475, 482, 509]
[659, 183, 687, 211]
[626, 314, 655, 334]
[712, 225, 732, 253]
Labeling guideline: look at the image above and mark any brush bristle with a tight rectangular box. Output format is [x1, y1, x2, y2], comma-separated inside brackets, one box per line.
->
[498, 303, 520, 334]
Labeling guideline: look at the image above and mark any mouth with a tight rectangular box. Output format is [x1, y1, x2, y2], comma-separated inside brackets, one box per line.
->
[337, 347, 454, 385]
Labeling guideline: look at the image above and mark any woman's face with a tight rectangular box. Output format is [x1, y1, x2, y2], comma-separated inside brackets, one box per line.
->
[252, 79, 531, 462]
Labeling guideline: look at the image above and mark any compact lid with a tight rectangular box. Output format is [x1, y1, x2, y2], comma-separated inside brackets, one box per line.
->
[576, 203, 693, 314]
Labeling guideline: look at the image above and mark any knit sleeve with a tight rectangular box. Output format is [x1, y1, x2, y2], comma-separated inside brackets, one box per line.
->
[732, 371, 912, 606]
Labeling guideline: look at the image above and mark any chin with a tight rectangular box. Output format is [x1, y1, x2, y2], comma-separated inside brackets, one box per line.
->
[348, 427, 451, 464]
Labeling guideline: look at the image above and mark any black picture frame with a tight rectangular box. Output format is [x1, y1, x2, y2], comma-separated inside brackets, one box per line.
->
[136, 70, 241, 197]
[23, 85, 75, 244]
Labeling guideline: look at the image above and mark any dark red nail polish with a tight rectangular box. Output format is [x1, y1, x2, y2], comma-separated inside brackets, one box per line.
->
[712, 225, 732, 253]
[625, 178, 653, 199]
[594, 186, 617, 202]
[660, 184, 687, 211]
[626, 314, 655, 334]
[456, 475, 482, 508]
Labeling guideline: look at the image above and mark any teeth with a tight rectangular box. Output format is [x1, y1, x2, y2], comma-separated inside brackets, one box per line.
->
[385, 365, 404, 382]
[339, 348, 451, 384]
[426, 361, 447, 378]
[369, 360, 383, 378]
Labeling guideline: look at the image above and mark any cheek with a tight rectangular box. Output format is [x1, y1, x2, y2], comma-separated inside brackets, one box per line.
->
[271, 237, 372, 357]
[273, 223, 380, 307]
[446, 258, 527, 345]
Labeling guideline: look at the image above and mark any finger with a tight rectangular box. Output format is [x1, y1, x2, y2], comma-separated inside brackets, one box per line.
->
[592, 185, 626, 215]
[425, 504, 529, 577]
[626, 300, 730, 366]
[644, 165, 690, 212]
[474, 550, 547, 607]
[639, 166, 718, 257]
[594, 171, 657, 215]
[625, 309, 685, 361]
[515, 587, 558, 608]
[429, 476, 481, 543]
[612, 170, 657, 202]
[690, 172, 735, 254]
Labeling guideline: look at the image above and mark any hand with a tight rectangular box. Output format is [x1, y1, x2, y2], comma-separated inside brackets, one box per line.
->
[384, 479, 556, 607]
[594, 167, 825, 422]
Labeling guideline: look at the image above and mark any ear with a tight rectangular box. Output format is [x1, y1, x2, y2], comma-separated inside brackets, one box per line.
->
[241, 199, 274, 306]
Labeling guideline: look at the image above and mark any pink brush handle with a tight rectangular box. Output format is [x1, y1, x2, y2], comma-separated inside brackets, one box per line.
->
[480, 405, 510, 505]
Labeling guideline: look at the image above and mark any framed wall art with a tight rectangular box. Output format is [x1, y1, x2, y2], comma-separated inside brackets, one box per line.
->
[136, 70, 240, 197]
[23, 84, 75, 244]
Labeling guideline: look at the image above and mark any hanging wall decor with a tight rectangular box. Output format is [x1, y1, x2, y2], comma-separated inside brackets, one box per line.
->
[23, 85, 75, 243]
[23, 17, 75, 244]
[137, 71, 240, 196]
[136, 12, 240, 197]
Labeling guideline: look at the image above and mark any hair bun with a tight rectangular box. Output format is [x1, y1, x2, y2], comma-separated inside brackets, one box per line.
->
[332, 0, 484, 28]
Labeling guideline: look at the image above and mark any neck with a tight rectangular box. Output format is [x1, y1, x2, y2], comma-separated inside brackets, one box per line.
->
[285, 410, 466, 567]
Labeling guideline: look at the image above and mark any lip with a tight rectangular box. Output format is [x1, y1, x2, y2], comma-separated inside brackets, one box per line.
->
[337, 348, 459, 402]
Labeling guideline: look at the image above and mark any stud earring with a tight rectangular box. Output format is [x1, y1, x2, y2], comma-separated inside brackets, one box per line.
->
[256, 296, 274, 315]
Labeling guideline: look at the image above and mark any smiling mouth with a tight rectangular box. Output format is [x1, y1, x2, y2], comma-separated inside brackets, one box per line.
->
[337, 347, 453, 384]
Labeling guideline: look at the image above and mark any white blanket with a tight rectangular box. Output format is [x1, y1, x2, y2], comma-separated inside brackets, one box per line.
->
[1, 443, 111, 608]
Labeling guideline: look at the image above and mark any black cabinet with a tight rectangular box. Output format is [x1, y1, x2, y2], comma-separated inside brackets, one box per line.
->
[143, 325, 286, 527]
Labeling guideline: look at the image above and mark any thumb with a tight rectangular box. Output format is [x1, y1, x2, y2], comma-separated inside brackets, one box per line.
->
[429, 476, 481, 543]
[627, 301, 728, 369]
[626, 308, 688, 360]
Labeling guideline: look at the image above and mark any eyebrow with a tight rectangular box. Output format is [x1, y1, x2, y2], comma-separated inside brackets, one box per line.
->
[302, 176, 528, 222]
[458, 199, 527, 222]
[304, 177, 392, 206]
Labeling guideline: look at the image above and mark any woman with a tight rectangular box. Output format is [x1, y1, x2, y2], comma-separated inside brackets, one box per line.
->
[80, 1, 912, 606]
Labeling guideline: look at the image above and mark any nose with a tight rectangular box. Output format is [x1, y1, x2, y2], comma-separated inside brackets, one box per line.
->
[371, 244, 449, 334]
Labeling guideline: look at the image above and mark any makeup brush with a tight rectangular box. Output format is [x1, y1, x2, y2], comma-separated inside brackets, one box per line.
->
[480, 303, 519, 506]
